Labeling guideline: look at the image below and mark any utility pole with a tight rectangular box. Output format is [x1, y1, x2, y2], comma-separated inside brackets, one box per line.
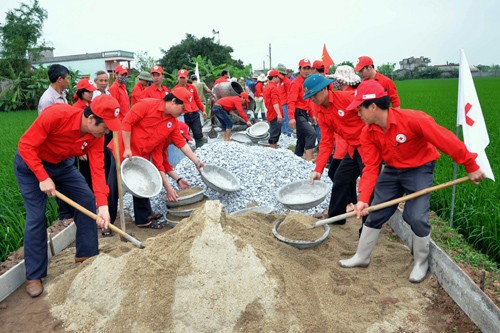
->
[269, 43, 272, 69]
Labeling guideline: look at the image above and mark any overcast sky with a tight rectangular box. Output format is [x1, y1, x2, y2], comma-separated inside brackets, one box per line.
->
[1, 0, 499, 71]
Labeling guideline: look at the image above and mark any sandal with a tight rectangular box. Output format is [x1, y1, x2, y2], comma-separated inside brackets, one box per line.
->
[147, 212, 163, 221]
[137, 220, 164, 229]
[101, 228, 113, 237]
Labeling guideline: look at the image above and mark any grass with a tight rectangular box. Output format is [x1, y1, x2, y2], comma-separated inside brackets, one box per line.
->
[0, 111, 57, 262]
[396, 77, 499, 262]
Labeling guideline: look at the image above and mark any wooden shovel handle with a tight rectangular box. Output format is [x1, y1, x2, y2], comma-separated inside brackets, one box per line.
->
[312, 176, 470, 228]
[55, 191, 145, 249]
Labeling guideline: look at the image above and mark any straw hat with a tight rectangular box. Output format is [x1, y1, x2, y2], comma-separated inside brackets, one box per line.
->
[257, 73, 267, 82]
[332, 65, 361, 86]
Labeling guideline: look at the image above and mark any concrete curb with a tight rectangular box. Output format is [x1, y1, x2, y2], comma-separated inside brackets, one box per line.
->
[388, 208, 500, 333]
[0, 223, 76, 302]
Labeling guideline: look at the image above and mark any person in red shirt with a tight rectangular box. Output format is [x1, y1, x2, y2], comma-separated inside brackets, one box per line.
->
[288, 58, 317, 161]
[73, 78, 98, 188]
[305, 74, 367, 227]
[212, 93, 252, 141]
[212, 69, 230, 88]
[141, 65, 169, 100]
[338, 80, 485, 283]
[263, 70, 283, 148]
[108, 65, 130, 121]
[174, 69, 206, 148]
[278, 68, 292, 137]
[254, 74, 267, 120]
[107, 88, 205, 230]
[131, 71, 152, 105]
[354, 56, 400, 108]
[14, 95, 122, 297]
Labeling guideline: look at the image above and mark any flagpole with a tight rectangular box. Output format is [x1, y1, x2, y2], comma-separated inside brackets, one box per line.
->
[450, 126, 460, 228]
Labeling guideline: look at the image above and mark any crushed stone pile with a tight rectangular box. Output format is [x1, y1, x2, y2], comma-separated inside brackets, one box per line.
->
[46, 201, 439, 333]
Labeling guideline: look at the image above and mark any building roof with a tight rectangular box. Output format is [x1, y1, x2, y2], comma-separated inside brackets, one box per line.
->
[39, 50, 134, 63]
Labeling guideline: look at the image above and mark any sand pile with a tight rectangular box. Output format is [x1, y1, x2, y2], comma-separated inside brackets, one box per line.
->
[46, 201, 440, 332]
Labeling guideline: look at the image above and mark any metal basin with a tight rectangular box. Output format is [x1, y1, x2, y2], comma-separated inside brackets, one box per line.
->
[200, 164, 240, 194]
[276, 180, 330, 210]
[230, 206, 274, 216]
[231, 132, 253, 144]
[248, 122, 270, 137]
[272, 217, 330, 249]
[166, 187, 205, 208]
[257, 140, 270, 147]
[121, 157, 162, 198]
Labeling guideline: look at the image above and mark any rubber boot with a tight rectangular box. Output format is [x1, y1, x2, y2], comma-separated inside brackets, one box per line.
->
[409, 233, 430, 283]
[339, 226, 381, 267]
[195, 138, 204, 148]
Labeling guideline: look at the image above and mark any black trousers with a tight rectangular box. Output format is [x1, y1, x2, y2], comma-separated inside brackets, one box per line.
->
[294, 109, 316, 157]
[184, 111, 203, 143]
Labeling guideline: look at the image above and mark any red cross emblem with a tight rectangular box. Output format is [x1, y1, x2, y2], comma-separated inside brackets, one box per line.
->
[465, 103, 475, 126]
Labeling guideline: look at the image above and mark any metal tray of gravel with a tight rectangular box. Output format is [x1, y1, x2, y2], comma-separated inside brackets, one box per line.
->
[166, 197, 208, 217]
[247, 122, 270, 137]
[276, 180, 330, 210]
[272, 217, 330, 249]
[121, 156, 162, 198]
[200, 165, 241, 194]
[166, 187, 205, 207]
[230, 206, 274, 216]
[231, 132, 253, 144]
[165, 213, 186, 228]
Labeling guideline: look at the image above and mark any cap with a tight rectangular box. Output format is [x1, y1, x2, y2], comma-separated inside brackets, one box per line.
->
[298, 58, 311, 68]
[137, 71, 152, 81]
[268, 69, 280, 77]
[303, 74, 333, 99]
[115, 65, 128, 75]
[178, 121, 193, 141]
[170, 87, 191, 105]
[240, 92, 249, 104]
[90, 95, 122, 131]
[332, 65, 361, 85]
[151, 65, 164, 75]
[190, 74, 197, 80]
[354, 56, 374, 72]
[346, 80, 388, 110]
[178, 69, 188, 78]
[312, 60, 324, 69]
[76, 78, 97, 92]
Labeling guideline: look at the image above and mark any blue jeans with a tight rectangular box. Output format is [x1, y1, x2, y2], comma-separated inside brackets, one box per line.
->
[281, 104, 292, 136]
[14, 152, 98, 280]
[365, 161, 435, 237]
[213, 105, 233, 131]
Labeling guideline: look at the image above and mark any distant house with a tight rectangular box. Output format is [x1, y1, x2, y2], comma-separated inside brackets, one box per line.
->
[34, 49, 134, 79]
[399, 56, 431, 71]
[395, 56, 480, 79]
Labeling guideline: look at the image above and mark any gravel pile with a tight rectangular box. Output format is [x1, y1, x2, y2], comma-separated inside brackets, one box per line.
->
[123, 133, 331, 218]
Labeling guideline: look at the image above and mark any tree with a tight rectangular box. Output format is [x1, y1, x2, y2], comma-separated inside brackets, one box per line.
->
[0, 0, 48, 78]
[134, 50, 157, 72]
[377, 62, 396, 79]
[329, 61, 354, 74]
[158, 34, 244, 74]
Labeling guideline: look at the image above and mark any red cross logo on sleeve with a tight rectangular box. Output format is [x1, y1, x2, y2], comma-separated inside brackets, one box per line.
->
[465, 102, 475, 126]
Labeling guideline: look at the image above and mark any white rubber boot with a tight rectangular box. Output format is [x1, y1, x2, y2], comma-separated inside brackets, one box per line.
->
[409, 233, 430, 283]
[339, 226, 381, 268]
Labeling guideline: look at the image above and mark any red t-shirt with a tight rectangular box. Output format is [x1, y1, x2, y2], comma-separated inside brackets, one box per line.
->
[278, 76, 291, 106]
[140, 84, 169, 100]
[263, 81, 282, 122]
[72, 98, 88, 110]
[18, 104, 109, 206]
[131, 82, 146, 106]
[213, 76, 229, 88]
[108, 98, 186, 173]
[358, 107, 479, 202]
[287, 75, 309, 119]
[254, 81, 264, 98]
[108, 81, 130, 121]
[373, 71, 400, 107]
[214, 96, 249, 122]
[173, 83, 204, 113]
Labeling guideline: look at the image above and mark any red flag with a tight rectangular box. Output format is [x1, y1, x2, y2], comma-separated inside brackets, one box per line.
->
[321, 44, 335, 73]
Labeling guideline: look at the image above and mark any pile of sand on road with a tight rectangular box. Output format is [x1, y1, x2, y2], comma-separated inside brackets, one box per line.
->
[46, 201, 439, 333]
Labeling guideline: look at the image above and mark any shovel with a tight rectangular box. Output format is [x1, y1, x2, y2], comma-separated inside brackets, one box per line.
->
[112, 131, 126, 233]
[55, 191, 145, 249]
[311, 176, 470, 229]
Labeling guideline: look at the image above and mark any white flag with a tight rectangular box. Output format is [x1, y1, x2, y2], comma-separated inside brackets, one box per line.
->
[195, 61, 200, 82]
[457, 49, 495, 180]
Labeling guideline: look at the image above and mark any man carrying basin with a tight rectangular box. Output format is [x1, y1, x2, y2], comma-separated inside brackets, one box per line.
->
[305, 74, 371, 229]
[14, 95, 121, 298]
[212, 92, 252, 141]
[338, 80, 485, 283]
[107, 87, 205, 230]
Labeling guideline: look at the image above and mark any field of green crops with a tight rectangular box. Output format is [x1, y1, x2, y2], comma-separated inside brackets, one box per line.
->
[0, 77, 498, 263]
